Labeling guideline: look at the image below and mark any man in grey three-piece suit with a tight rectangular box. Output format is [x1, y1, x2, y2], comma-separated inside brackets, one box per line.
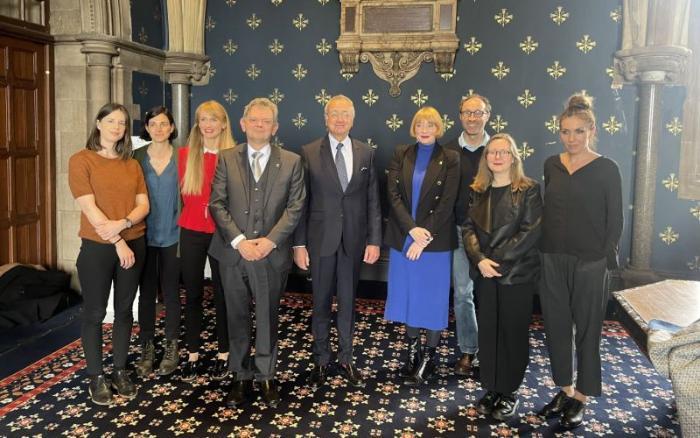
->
[293, 95, 382, 388]
[209, 97, 305, 408]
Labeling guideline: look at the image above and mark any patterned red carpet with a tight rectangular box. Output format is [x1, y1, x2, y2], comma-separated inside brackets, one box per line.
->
[0, 291, 680, 437]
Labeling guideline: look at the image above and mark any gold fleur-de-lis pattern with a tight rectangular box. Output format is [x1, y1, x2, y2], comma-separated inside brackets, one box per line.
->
[662, 174, 679, 192]
[185, 0, 697, 276]
[659, 226, 679, 246]
[247, 13, 261, 29]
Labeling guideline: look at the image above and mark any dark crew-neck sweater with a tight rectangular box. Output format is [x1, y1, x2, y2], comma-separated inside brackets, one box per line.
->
[540, 155, 623, 268]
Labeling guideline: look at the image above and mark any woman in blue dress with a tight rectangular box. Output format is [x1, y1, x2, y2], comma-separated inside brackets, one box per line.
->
[384, 106, 460, 386]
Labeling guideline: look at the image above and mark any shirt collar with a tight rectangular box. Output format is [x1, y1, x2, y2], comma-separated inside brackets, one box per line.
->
[247, 143, 271, 159]
[458, 131, 489, 152]
[328, 133, 351, 149]
[203, 147, 218, 155]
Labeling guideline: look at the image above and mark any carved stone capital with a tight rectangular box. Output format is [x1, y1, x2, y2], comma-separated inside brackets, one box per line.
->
[360, 51, 433, 97]
[614, 46, 691, 84]
[163, 52, 211, 85]
[80, 40, 119, 66]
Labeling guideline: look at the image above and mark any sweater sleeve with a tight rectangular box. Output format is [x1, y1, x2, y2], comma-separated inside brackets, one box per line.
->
[604, 159, 624, 269]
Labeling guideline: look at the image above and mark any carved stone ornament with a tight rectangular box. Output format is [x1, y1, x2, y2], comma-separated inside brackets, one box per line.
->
[614, 46, 691, 84]
[163, 52, 211, 85]
[337, 0, 459, 97]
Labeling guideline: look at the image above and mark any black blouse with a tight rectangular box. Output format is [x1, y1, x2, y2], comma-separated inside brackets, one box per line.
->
[540, 155, 623, 268]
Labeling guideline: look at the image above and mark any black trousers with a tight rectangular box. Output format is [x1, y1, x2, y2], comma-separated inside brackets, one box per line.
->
[76, 237, 146, 376]
[180, 228, 228, 353]
[310, 241, 362, 366]
[220, 259, 287, 381]
[138, 243, 180, 343]
[477, 278, 534, 394]
[539, 253, 609, 396]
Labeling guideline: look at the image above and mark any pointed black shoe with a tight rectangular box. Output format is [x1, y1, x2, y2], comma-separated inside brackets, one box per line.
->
[476, 390, 501, 415]
[404, 346, 436, 386]
[492, 392, 519, 421]
[226, 380, 254, 408]
[539, 390, 573, 418]
[259, 379, 281, 407]
[307, 364, 329, 387]
[111, 369, 137, 399]
[181, 360, 199, 382]
[210, 358, 229, 381]
[560, 398, 585, 429]
[88, 374, 113, 406]
[400, 337, 422, 377]
[339, 363, 365, 388]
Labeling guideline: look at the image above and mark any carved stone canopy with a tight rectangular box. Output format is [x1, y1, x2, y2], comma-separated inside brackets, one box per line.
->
[337, 0, 459, 97]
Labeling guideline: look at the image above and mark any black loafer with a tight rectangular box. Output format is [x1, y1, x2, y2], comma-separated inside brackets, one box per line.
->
[492, 392, 519, 421]
[308, 364, 329, 387]
[181, 360, 199, 382]
[560, 398, 585, 429]
[226, 379, 254, 408]
[88, 374, 113, 406]
[539, 390, 573, 418]
[338, 363, 365, 388]
[210, 358, 229, 381]
[476, 390, 501, 415]
[259, 379, 281, 407]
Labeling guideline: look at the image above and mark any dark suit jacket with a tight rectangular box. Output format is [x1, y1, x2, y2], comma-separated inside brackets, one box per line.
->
[443, 136, 485, 226]
[293, 136, 381, 260]
[208, 144, 306, 273]
[384, 142, 460, 252]
[462, 183, 542, 285]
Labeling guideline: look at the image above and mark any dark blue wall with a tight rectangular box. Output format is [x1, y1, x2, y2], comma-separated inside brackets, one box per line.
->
[131, 71, 171, 137]
[131, 0, 166, 49]
[193, 0, 699, 278]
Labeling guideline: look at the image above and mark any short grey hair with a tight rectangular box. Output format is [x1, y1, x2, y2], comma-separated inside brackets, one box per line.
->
[324, 94, 355, 116]
[243, 97, 279, 123]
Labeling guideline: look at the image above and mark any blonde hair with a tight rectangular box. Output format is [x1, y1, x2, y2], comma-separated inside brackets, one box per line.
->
[471, 133, 535, 193]
[243, 97, 279, 123]
[559, 93, 597, 148]
[181, 100, 236, 195]
[409, 106, 444, 139]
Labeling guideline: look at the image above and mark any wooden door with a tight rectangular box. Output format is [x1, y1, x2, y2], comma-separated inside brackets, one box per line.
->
[0, 33, 54, 266]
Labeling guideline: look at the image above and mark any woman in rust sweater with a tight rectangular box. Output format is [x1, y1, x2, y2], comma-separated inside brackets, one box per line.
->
[68, 103, 149, 405]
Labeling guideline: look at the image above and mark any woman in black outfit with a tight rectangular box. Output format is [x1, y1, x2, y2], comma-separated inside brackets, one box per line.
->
[538, 94, 623, 429]
[462, 133, 542, 421]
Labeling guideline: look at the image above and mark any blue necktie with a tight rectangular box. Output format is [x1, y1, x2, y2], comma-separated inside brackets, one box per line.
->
[335, 143, 348, 192]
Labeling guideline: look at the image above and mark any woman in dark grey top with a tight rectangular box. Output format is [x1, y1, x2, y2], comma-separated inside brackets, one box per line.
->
[538, 94, 623, 429]
[133, 106, 181, 378]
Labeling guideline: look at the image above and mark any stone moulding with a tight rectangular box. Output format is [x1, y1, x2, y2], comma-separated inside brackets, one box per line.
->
[614, 46, 691, 84]
[337, 0, 459, 97]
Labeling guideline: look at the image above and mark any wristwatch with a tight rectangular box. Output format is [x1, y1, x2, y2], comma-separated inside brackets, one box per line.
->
[124, 218, 133, 229]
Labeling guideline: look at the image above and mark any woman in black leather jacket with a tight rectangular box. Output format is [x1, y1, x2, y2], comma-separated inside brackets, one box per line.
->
[462, 133, 542, 421]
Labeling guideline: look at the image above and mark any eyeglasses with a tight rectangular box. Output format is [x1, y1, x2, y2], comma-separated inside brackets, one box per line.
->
[460, 110, 489, 118]
[486, 149, 512, 158]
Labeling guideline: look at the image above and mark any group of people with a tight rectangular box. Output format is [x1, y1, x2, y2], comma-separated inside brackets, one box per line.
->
[68, 91, 622, 430]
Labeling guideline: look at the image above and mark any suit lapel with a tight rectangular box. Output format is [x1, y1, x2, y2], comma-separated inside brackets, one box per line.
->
[320, 136, 344, 194]
[418, 145, 443, 206]
[345, 138, 362, 191]
[402, 145, 416, 210]
[236, 145, 250, 207]
[263, 146, 281, 209]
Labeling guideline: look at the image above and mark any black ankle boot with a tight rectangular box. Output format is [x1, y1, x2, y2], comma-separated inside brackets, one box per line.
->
[400, 337, 422, 377]
[404, 346, 436, 386]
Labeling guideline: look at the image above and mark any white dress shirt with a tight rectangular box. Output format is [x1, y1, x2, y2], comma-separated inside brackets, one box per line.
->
[458, 131, 490, 152]
[329, 134, 353, 180]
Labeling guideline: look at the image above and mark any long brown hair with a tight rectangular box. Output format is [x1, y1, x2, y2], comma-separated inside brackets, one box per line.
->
[181, 100, 236, 195]
[471, 133, 534, 193]
[85, 103, 132, 160]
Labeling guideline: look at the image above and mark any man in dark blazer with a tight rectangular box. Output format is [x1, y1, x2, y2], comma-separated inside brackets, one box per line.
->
[209, 97, 305, 408]
[293, 95, 382, 388]
[443, 94, 492, 375]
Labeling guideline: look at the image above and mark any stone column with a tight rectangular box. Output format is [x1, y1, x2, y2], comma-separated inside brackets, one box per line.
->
[163, 52, 210, 146]
[80, 40, 118, 126]
[614, 0, 691, 284]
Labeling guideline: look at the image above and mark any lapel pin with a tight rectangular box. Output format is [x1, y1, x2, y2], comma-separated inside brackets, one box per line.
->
[439, 161, 443, 165]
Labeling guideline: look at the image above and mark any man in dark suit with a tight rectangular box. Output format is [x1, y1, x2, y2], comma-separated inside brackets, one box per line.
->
[293, 95, 382, 388]
[209, 97, 305, 408]
[444, 94, 492, 375]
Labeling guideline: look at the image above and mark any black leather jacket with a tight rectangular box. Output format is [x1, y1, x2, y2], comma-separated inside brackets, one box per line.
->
[462, 183, 543, 285]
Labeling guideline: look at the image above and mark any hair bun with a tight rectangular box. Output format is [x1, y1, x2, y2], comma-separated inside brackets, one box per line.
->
[566, 93, 594, 111]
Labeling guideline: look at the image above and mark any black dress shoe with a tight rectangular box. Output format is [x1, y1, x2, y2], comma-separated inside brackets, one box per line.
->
[88, 374, 113, 406]
[181, 360, 199, 382]
[539, 390, 573, 418]
[492, 392, 519, 421]
[226, 380, 254, 408]
[476, 390, 501, 415]
[338, 363, 365, 388]
[560, 398, 585, 429]
[308, 364, 329, 386]
[111, 369, 138, 399]
[210, 358, 229, 381]
[259, 379, 281, 407]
